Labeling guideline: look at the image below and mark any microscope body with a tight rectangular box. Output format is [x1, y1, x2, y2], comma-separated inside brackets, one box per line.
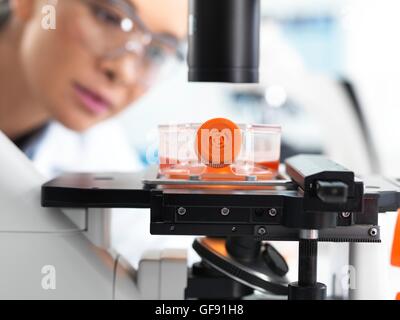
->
[0, 132, 187, 299]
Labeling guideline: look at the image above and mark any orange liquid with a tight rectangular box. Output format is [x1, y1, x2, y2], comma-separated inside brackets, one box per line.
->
[257, 160, 280, 173]
[159, 158, 280, 190]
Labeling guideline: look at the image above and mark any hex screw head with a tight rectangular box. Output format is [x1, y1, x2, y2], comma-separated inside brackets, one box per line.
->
[257, 227, 267, 236]
[369, 227, 378, 237]
[269, 208, 278, 217]
[177, 207, 187, 216]
[221, 208, 230, 216]
[342, 212, 351, 218]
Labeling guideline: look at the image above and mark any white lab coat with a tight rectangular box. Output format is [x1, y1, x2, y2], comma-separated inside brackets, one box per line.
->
[29, 120, 197, 268]
[30, 120, 144, 177]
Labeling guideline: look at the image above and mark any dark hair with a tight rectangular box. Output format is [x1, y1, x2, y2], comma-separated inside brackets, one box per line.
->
[0, 0, 11, 29]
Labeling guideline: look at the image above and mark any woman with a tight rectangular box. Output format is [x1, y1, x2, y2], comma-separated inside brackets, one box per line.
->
[0, 0, 187, 175]
[0, 0, 194, 266]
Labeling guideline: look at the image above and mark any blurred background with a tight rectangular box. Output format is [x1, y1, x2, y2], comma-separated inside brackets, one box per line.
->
[117, 0, 400, 177]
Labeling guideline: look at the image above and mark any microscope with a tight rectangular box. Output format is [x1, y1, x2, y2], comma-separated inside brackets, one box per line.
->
[0, 0, 399, 300]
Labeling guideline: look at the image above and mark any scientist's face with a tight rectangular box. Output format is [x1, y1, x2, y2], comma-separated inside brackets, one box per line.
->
[16, 0, 187, 131]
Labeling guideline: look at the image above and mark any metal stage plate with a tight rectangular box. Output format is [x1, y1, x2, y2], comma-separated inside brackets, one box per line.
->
[41, 168, 385, 242]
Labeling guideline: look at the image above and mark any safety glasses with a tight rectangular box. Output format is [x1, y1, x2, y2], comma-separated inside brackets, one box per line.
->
[71, 0, 185, 86]
[81, 0, 183, 58]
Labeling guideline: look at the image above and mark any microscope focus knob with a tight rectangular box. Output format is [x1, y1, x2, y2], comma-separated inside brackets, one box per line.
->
[262, 243, 289, 277]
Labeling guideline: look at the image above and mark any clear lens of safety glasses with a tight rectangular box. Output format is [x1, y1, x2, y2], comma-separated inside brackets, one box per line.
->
[140, 50, 185, 88]
[78, 0, 184, 86]
[80, 0, 151, 56]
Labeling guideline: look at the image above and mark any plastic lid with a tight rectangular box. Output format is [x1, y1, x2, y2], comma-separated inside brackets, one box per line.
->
[195, 118, 242, 168]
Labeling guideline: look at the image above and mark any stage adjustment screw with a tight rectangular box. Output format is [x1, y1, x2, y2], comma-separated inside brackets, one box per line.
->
[257, 227, 267, 236]
[221, 208, 230, 216]
[177, 207, 187, 216]
[342, 212, 351, 218]
[369, 227, 378, 237]
[269, 208, 278, 217]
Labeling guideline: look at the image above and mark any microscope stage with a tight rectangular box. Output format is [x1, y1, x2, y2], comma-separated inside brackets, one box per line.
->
[41, 155, 394, 242]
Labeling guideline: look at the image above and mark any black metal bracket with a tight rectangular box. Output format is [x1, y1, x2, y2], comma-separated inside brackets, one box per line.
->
[40, 155, 400, 243]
